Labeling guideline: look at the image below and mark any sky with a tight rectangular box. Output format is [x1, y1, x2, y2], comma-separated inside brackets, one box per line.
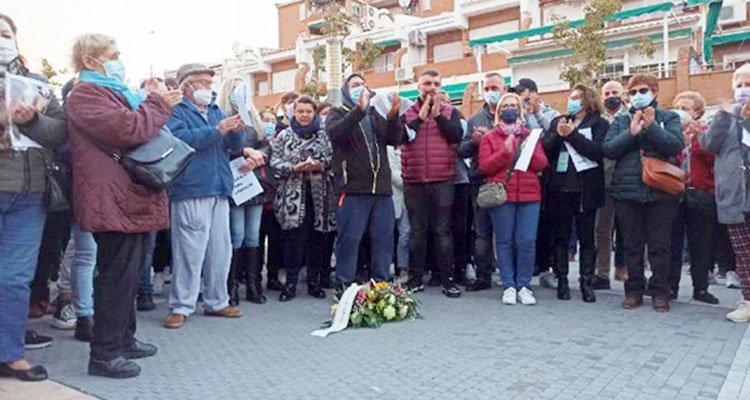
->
[4, 0, 280, 85]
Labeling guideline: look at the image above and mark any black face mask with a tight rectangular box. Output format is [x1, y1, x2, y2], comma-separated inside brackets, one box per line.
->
[604, 97, 622, 111]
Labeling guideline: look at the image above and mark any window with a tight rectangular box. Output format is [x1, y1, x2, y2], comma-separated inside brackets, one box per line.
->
[272, 69, 296, 94]
[600, 60, 625, 80]
[433, 41, 463, 63]
[299, 3, 306, 21]
[629, 61, 677, 76]
[257, 81, 269, 96]
[422, 0, 431, 11]
[373, 52, 396, 73]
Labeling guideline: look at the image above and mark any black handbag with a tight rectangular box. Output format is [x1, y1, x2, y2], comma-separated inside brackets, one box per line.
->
[92, 126, 195, 192]
[41, 153, 70, 212]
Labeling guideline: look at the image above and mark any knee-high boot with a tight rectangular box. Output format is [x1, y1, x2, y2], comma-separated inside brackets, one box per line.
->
[228, 249, 241, 306]
[245, 247, 266, 304]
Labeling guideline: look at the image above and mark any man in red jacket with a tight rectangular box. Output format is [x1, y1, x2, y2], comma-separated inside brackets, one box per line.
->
[402, 70, 464, 298]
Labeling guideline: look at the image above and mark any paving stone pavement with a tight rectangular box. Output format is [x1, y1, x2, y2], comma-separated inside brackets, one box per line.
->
[10, 267, 750, 400]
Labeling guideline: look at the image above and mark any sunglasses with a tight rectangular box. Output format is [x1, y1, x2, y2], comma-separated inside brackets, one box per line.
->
[628, 88, 650, 96]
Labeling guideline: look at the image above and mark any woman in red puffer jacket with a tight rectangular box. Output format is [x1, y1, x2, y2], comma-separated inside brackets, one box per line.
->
[479, 93, 548, 306]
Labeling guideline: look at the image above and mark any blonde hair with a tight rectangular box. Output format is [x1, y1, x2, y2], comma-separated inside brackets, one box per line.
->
[71, 34, 116, 72]
[217, 76, 265, 139]
[673, 91, 706, 118]
[733, 63, 750, 87]
[494, 93, 525, 125]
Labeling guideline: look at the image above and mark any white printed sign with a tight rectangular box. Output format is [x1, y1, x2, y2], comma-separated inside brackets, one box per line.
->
[230, 157, 264, 206]
[514, 128, 543, 172]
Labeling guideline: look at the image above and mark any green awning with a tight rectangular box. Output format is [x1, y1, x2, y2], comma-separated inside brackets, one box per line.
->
[703, 1, 723, 64]
[686, 0, 722, 7]
[508, 28, 692, 66]
[377, 39, 400, 47]
[710, 29, 750, 46]
[469, 2, 673, 47]
[308, 20, 323, 29]
[399, 77, 512, 101]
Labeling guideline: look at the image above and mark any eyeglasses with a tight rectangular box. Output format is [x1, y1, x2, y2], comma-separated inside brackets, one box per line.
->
[628, 88, 650, 96]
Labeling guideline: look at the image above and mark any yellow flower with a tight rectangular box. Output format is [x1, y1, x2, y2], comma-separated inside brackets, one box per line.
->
[384, 305, 396, 320]
[375, 281, 389, 291]
[330, 304, 338, 314]
[399, 305, 408, 318]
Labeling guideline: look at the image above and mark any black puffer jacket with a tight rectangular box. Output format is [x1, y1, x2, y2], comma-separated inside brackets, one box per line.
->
[602, 103, 684, 203]
[541, 112, 608, 211]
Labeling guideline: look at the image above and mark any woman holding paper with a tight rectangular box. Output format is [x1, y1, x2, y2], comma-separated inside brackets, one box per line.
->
[478, 93, 548, 306]
[0, 13, 67, 382]
[541, 84, 608, 303]
[217, 76, 270, 306]
[270, 96, 335, 302]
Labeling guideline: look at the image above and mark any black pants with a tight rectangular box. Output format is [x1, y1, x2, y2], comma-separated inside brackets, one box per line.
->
[404, 182, 455, 281]
[260, 208, 283, 279]
[669, 190, 719, 293]
[91, 232, 149, 361]
[31, 211, 70, 303]
[715, 223, 736, 272]
[536, 201, 555, 273]
[282, 191, 325, 285]
[470, 183, 494, 282]
[452, 183, 470, 279]
[320, 231, 336, 279]
[616, 199, 678, 298]
[614, 218, 625, 267]
[152, 229, 171, 274]
[548, 192, 596, 281]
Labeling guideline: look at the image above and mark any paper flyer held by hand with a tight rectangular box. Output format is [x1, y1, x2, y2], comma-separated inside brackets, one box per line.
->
[514, 128, 543, 172]
[233, 79, 254, 127]
[0, 72, 53, 151]
[564, 127, 598, 172]
[230, 157, 264, 206]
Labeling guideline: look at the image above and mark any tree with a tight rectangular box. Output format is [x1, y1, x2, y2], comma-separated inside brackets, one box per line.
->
[40, 58, 66, 88]
[359, 39, 384, 72]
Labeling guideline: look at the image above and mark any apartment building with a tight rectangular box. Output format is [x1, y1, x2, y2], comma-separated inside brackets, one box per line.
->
[220, 0, 750, 113]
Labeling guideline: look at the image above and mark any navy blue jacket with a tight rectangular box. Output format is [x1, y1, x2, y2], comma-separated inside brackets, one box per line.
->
[166, 99, 243, 202]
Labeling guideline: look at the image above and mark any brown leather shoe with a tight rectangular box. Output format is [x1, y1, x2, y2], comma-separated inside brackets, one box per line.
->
[164, 313, 186, 329]
[204, 306, 243, 318]
[622, 294, 643, 309]
[653, 297, 670, 313]
[614, 266, 629, 282]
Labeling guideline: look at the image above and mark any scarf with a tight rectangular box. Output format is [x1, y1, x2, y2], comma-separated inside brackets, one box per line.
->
[290, 116, 321, 139]
[498, 120, 524, 137]
[78, 70, 144, 110]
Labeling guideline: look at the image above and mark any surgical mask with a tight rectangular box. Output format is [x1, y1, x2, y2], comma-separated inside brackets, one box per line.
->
[263, 122, 276, 138]
[567, 99, 582, 115]
[101, 59, 126, 82]
[735, 87, 750, 105]
[604, 97, 622, 111]
[350, 86, 365, 104]
[501, 108, 519, 123]
[631, 91, 654, 110]
[483, 90, 501, 106]
[0, 37, 18, 65]
[193, 89, 214, 106]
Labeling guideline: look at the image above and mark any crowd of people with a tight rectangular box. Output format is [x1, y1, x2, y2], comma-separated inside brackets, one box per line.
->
[2, 10, 750, 382]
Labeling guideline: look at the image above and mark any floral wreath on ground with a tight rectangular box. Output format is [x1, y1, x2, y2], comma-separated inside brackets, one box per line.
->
[325, 281, 421, 329]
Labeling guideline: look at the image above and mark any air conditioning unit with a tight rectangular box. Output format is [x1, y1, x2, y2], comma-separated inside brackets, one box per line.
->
[408, 30, 427, 47]
[351, 4, 361, 18]
[361, 6, 378, 31]
[719, 0, 747, 26]
[395, 66, 414, 83]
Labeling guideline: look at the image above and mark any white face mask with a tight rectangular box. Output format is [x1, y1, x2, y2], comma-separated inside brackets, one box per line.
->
[0, 37, 19, 65]
[193, 89, 214, 106]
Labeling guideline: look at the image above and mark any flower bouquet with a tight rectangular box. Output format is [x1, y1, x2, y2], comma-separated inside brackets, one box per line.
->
[313, 281, 420, 336]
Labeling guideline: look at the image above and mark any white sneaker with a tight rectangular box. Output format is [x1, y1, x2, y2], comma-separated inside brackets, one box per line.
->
[502, 288, 517, 305]
[726, 271, 741, 289]
[152, 272, 166, 296]
[51, 303, 77, 330]
[539, 272, 558, 289]
[727, 301, 750, 322]
[465, 263, 477, 283]
[517, 287, 537, 305]
[163, 270, 172, 284]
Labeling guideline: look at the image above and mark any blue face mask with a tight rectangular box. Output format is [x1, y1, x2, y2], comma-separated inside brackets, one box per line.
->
[631, 91, 654, 109]
[567, 99, 582, 115]
[102, 59, 126, 82]
[484, 90, 501, 106]
[263, 122, 276, 138]
[501, 108, 519, 123]
[349, 85, 365, 104]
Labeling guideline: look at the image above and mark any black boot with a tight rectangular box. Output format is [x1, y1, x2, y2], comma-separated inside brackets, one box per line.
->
[580, 277, 597, 303]
[227, 250, 241, 307]
[306, 266, 326, 299]
[279, 272, 298, 302]
[557, 277, 571, 300]
[245, 247, 266, 304]
[266, 270, 284, 291]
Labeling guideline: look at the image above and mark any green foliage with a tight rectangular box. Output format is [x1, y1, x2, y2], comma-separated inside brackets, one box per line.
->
[321, 11, 354, 37]
[300, 76, 327, 100]
[40, 58, 66, 88]
[552, 0, 622, 87]
[633, 36, 657, 59]
[359, 39, 384, 72]
[312, 44, 354, 75]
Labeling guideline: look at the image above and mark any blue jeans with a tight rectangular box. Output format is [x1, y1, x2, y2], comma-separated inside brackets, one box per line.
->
[138, 231, 158, 296]
[229, 204, 263, 249]
[0, 192, 46, 363]
[489, 201, 540, 290]
[335, 194, 395, 283]
[395, 205, 410, 269]
[70, 223, 97, 317]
